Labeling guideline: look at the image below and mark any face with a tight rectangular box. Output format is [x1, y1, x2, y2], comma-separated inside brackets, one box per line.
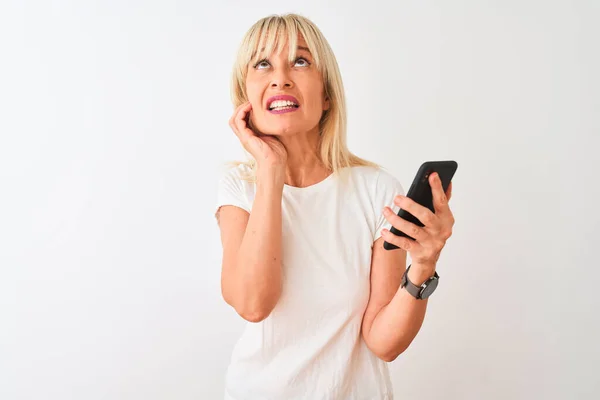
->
[245, 35, 329, 137]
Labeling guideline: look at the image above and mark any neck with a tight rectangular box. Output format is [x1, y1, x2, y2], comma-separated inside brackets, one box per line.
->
[278, 126, 331, 188]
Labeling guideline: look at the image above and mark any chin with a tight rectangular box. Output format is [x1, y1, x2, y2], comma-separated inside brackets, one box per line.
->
[253, 114, 318, 137]
[266, 126, 297, 136]
[265, 121, 320, 137]
[255, 122, 298, 137]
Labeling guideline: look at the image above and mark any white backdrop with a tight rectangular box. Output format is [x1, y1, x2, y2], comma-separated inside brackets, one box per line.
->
[1, 1, 599, 399]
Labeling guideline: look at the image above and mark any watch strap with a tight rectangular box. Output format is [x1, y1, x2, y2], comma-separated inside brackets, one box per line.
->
[401, 264, 439, 299]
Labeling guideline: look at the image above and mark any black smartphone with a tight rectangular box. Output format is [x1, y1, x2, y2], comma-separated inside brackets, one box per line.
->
[383, 160, 458, 251]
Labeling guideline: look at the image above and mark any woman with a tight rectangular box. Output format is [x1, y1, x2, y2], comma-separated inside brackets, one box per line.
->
[215, 13, 454, 400]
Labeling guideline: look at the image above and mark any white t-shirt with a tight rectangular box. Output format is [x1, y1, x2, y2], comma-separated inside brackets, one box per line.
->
[215, 164, 405, 400]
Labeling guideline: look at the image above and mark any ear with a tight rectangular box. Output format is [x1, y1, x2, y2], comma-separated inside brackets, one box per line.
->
[323, 96, 330, 111]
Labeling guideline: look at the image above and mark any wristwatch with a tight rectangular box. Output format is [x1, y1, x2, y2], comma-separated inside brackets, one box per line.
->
[401, 264, 440, 300]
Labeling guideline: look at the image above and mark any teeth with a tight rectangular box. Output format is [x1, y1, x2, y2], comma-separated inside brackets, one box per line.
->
[269, 100, 297, 109]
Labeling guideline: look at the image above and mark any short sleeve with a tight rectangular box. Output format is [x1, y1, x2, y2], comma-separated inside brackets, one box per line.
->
[373, 169, 406, 243]
[214, 166, 252, 223]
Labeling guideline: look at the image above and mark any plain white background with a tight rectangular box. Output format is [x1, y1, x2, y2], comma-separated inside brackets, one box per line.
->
[1, 0, 598, 399]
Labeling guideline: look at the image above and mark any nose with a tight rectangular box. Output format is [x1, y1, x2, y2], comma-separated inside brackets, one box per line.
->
[270, 68, 293, 89]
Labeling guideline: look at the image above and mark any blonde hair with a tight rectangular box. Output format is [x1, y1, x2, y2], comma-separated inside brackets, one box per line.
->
[229, 13, 379, 182]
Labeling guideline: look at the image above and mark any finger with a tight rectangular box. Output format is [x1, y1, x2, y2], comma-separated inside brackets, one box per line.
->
[394, 195, 438, 230]
[234, 102, 251, 125]
[381, 228, 423, 252]
[229, 103, 247, 135]
[229, 102, 246, 125]
[429, 173, 450, 214]
[229, 116, 236, 134]
[383, 207, 429, 242]
[234, 103, 254, 142]
[446, 181, 453, 202]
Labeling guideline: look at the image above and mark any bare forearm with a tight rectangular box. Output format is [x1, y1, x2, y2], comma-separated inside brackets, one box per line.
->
[367, 264, 436, 360]
[233, 170, 284, 319]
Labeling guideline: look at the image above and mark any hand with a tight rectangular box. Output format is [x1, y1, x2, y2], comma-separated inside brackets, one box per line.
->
[229, 102, 288, 169]
[381, 173, 455, 270]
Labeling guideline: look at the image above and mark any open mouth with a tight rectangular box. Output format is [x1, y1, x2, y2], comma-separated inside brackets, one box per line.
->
[266, 95, 300, 112]
[269, 101, 299, 111]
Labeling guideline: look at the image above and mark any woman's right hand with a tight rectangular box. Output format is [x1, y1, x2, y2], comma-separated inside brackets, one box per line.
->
[229, 102, 288, 171]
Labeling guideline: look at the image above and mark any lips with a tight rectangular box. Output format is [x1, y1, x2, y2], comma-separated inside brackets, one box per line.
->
[266, 94, 300, 110]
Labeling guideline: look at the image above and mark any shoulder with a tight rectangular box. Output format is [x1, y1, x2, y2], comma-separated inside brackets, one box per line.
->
[348, 165, 404, 193]
[373, 166, 400, 185]
[346, 165, 383, 183]
[215, 163, 255, 212]
[217, 163, 254, 186]
[219, 162, 252, 178]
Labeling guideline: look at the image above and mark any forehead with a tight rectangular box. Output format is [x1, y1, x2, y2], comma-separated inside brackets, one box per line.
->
[251, 32, 311, 61]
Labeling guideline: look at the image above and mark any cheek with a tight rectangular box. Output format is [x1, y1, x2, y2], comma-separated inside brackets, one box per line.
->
[305, 80, 326, 109]
[245, 83, 260, 104]
[244, 76, 264, 102]
[304, 88, 325, 113]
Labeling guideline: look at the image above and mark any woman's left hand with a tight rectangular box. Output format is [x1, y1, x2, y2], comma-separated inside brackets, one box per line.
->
[381, 172, 455, 270]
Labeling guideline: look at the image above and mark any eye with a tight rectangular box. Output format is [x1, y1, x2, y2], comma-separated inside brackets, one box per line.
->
[252, 56, 312, 70]
[254, 59, 270, 70]
[294, 57, 311, 67]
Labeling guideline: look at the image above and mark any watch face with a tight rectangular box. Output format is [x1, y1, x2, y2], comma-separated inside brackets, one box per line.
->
[420, 277, 439, 299]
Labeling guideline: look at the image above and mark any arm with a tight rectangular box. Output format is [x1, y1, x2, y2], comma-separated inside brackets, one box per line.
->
[361, 238, 434, 362]
[217, 169, 285, 323]
[362, 172, 454, 361]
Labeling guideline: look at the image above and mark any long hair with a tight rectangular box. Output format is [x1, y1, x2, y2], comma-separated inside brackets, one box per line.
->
[229, 13, 378, 182]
